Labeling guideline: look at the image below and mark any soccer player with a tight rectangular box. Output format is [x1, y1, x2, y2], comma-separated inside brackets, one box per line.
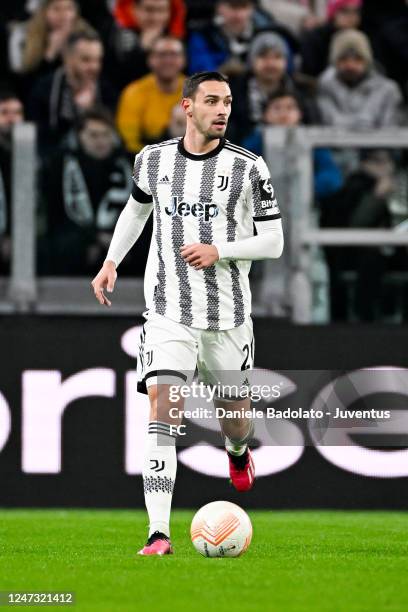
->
[91, 71, 283, 555]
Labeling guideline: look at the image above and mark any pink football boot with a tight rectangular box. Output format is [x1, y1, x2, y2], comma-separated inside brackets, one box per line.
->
[228, 448, 255, 492]
[138, 531, 173, 556]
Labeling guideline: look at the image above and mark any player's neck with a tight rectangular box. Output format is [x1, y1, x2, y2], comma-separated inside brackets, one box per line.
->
[182, 129, 221, 156]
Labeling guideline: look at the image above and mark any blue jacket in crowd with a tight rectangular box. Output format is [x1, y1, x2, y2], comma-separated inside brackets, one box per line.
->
[242, 128, 343, 200]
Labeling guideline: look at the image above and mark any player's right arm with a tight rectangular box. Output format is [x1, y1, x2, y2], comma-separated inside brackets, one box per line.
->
[91, 148, 153, 306]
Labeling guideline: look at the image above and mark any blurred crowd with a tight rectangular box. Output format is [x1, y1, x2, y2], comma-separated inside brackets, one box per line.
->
[0, 0, 407, 321]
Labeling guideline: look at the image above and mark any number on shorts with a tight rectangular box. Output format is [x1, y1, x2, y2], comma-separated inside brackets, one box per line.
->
[241, 338, 254, 371]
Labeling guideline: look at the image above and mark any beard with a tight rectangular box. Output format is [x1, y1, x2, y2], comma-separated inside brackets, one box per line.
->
[204, 129, 224, 140]
[203, 123, 227, 140]
[338, 69, 367, 87]
[192, 114, 228, 140]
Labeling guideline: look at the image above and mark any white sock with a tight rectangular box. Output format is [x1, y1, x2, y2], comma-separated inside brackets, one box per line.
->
[225, 421, 254, 456]
[225, 439, 247, 456]
[143, 421, 177, 538]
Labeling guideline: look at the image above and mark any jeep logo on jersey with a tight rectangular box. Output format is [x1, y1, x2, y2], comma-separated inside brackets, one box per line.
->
[165, 197, 219, 222]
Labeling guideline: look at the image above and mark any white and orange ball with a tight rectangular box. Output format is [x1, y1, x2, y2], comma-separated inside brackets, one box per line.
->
[191, 501, 252, 558]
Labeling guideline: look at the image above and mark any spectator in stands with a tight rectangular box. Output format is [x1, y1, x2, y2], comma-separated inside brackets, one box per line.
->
[114, 0, 185, 37]
[0, 0, 42, 73]
[260, 0, 321, 35]
[159, 103, 186, 140]
[105, 0, 185, 90]
[317, 29, 403, 129]
[18, 0, 95, 76]
[185, 0, 215, 29]
[300, 0, 362, 77]
[5, 1, 114, 92]
[116, 35, 185, 153]
[39, 107, 143, 275]
[75, 0, 114, 36]
[27, 31, 118, 155]
[0, 92, 24, 274]
[0, 0, 113, 22]
[361, 1, 408, 95]
[243, 88, 342, 199]
[188, 0, 274, 76]
[322, 149, 408, 321]
[229, 31, 319, 143]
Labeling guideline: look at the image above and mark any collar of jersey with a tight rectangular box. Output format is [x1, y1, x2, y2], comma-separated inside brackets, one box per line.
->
[177, 137, 226, 161]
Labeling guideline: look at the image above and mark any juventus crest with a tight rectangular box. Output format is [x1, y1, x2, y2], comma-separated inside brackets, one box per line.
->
[217, 174, 229, 191]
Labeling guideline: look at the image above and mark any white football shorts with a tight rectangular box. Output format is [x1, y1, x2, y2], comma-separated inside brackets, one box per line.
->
[136, 312, 254, 401]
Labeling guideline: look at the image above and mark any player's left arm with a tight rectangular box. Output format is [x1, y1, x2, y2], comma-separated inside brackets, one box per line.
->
[214, 156, 283, 262]
[180, 157, 283, 269]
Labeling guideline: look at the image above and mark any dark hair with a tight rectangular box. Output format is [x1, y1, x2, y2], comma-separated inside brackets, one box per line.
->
[75, 107, 115, 132]
[182, 71, 229, 99]
[65, 31, 101, 52]
[0, 90, 21, 105]
[265, 87, 303, 111]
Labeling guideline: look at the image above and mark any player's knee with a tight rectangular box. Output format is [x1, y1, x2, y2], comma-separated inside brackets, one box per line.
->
[147, 384, 184, 423]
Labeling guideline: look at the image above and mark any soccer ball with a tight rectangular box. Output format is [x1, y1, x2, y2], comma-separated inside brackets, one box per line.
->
[191, 501, 252, 557]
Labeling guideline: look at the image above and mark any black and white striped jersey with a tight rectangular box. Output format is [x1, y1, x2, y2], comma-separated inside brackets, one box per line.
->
[132, 136, 281, 331]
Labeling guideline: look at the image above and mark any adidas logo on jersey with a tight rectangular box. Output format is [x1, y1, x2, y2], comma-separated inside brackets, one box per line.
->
[165, 196, 219, 222]
[158, 175, 170, 184]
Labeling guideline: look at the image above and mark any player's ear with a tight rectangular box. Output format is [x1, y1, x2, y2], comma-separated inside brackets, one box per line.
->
[181, 97, 193, 117]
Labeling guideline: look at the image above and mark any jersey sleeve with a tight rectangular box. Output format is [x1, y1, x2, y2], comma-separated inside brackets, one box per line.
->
[246, 156, 281, 222]
[132, 147, 153, 203]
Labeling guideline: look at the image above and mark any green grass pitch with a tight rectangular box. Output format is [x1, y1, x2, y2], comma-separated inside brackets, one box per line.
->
[0, 509, 407, 611]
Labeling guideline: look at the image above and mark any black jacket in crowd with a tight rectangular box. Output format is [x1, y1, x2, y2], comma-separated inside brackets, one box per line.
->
[27, 67, 118, 155]
[38, 133, 152, 276]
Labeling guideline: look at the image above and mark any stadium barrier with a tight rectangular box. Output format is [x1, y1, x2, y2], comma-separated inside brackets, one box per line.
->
[0, 123, 37, 313]
[1, 124, 408, 320]
[263, 126, 408, 323]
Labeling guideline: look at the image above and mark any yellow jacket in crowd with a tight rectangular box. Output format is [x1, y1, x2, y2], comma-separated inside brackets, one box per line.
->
[116, 73, 185, 153]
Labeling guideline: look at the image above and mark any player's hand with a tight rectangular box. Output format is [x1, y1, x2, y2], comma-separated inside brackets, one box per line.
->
[180, 244, 219, 270]
[91, 260, 117, 307]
